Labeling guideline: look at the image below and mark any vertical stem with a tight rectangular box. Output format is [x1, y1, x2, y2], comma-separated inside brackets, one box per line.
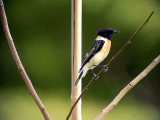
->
[71, 0, 82, 120]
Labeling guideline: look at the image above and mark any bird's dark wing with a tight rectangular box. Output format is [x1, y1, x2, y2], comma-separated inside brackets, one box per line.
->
[79, 40, 105, 71]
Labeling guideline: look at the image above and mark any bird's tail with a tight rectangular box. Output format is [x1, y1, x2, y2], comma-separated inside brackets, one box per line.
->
[74, 66, 88, 86]
[74, 70, 83, 86]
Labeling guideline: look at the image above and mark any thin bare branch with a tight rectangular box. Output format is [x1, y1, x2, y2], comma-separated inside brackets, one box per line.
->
[66, 11, 154, 120]
[0, 1, 51, 120]
[95, 54, 160, 120]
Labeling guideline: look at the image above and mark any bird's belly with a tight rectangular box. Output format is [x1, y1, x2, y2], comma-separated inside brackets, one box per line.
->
[86, 41, 111, 70]
[86, 52, 108, 69]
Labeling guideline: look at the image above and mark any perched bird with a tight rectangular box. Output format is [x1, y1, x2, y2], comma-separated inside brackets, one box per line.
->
[75, 28, 119, 86]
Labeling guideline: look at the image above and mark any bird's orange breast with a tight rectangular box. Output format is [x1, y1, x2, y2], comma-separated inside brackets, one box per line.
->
[102, 40, 111, 55]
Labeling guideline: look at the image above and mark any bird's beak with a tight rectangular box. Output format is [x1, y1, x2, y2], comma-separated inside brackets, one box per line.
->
[114, 30, 120, 33]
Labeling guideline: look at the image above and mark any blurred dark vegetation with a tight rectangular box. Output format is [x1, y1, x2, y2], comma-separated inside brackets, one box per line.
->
[0, 0, 160, 116]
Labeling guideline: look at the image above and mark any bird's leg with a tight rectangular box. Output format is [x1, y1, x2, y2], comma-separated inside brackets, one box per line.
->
[93, 65, 108, 72]
[90, 69, 99, 80]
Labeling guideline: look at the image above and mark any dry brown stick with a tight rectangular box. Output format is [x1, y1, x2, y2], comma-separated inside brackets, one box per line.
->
[66, 11, 154, 120]
[95, 54, 160, 120]
[0, 1, 51, 120]
[71, 0, 82, 119]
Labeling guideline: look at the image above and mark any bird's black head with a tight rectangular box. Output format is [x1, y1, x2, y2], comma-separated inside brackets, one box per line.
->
[97, 28, 119, 39]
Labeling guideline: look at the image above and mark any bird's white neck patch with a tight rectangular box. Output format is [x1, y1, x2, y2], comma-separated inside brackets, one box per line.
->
[95, 36, 108, 41]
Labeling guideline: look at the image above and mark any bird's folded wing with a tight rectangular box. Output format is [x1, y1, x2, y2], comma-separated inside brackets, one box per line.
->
[79, 40, 105, 72]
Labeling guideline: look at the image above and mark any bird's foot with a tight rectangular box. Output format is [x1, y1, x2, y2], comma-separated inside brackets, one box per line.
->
[103, 66, 108, 72]
[93, 75, 99, 80]
[90, 69, 99, 80]
[93, 65, 109, 72]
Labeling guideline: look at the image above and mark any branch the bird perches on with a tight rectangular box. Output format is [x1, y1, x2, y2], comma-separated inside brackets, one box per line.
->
[66, 11, 154, 120]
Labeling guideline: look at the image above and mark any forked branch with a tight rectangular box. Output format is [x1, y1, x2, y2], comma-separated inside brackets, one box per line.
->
[66, 11, 154, 120]
[0, 1, 51, 120]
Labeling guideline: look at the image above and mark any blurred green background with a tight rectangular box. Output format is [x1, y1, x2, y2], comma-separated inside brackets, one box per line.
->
[0, 0, 160, 120]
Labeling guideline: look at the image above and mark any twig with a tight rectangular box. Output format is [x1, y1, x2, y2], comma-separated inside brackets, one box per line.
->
[95, 54, 160, 120]
[0, 1, 51, 120]
[66, 11, 154, 120]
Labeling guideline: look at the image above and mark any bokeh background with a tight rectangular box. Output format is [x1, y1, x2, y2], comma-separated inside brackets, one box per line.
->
[0, 0, 160, 120]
